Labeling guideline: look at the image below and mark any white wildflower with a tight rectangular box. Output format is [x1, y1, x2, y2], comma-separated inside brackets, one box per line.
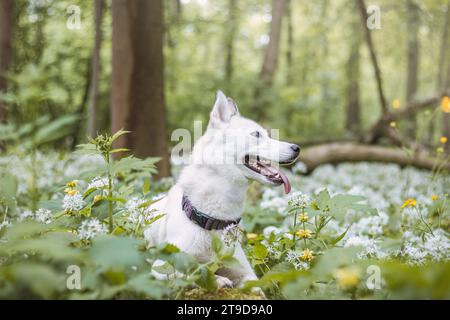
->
[125, 197, 156, 225]
[77, 218, 107, 240]
[63, 193, 85, 211]
[344, 235, 387, 259]
[18, 210, 34, 221]
[288, 191, 310, 210]
[293, 261, 309, 271]
[403, 244, 427, 265]
[0, 220, 11, 230]
[423, 229, 450, 262]
[263, 226, 282, 238]
[292, 162, 308, 174]
[285, 250, 299, 263]
[35, 208, 52, 224]
[221, 223, 242, 248]
[87, 176, 109, 190]
[266, 245, 278, 255]
[349, 212, 389, 237]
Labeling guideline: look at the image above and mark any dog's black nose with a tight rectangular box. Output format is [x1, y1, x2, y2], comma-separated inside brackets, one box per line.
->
[290, 144, 300, 153]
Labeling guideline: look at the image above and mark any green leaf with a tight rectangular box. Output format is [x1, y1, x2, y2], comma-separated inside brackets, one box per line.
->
[330, 225, 351, 245]
[0, 170, 18, 212]
[127, 273, 173, 299]
[195, 266, 217, 292]
[253, 242, 268, 260]
[90, 236, 143, 268]
[0, 263, 65, 299]
[110, 129, 131, 142]
[103, 269, 127, 285]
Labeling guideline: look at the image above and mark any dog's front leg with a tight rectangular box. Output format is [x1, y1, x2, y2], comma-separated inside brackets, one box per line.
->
[218, 244, 265, 297]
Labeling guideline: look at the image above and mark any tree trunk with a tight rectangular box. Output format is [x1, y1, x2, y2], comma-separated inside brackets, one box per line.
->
[0, 0, 13, 122]
[285, 0, 293, 85]
[357, 0, 388, 114]
[224, 0, 238, 91]
[111, 0, 170, 178]
[87, 0, 104, 137]
[252, 0, 287, 121]
[429, 2, 450, 142]
[405, 0, 420, 136]
[300, 142, 450, 173]
[345, 1, 361, 136]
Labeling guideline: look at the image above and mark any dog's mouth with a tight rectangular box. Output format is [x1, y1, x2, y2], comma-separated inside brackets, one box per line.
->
[244, 155, 291, 194]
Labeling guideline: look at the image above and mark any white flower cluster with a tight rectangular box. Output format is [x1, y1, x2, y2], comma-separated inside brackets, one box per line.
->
[0, 220, 11, 230]
[260, 188, 288, 214]
[0, 152, 103, 195]
[125, 197, 157, 225]
[402, 229, 450, 265]
[63, 193, 85, 211]
[221, 223, 242, 248]
[343, 235, 388, 259]
[288, 191, 310, 210]
[87, 176, 109, 191]
[77, 218, 107, 240]
[18, 208, 53, 224]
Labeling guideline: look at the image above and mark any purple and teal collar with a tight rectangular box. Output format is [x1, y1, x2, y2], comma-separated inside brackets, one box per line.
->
[182, 194, 240, 230]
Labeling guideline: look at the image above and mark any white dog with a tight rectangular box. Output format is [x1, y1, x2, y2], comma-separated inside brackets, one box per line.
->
[144, 90, 300, 290]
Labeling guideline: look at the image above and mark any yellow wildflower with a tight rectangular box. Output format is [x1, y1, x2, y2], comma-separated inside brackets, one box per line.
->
[246, 233, 258, 240]
[440, 136, 448, 144]
[392, 99, 401, 109]
[93, 195, 103, 203]
[66, 181, 77, 188]
[298, 213, 309, 223]
[431, 195, 439, 201]
[66, 189, 79, 196]
[296, 229, 312, 239]
[300, 249, 314, 262]
[334, 267, 360, 289]
[437, 147, 444, 153]
[401, 198, 417, 209]
[389, 121, 396, 128]
[441, 96, 450, 113]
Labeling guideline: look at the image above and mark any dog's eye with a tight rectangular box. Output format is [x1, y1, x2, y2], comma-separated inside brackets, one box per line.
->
[250, 131, 261, 138]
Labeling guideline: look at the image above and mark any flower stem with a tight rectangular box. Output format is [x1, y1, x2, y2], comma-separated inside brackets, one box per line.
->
[106, 154, 113, 233]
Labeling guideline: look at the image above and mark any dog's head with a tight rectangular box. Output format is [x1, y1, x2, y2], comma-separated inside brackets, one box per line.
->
[192, 90, 300, 194]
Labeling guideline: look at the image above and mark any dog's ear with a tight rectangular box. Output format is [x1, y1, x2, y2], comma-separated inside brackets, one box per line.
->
[210, 90, 239, 127]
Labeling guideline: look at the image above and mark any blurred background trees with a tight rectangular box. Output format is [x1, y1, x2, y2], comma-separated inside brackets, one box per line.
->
[0, 0, 449, 176]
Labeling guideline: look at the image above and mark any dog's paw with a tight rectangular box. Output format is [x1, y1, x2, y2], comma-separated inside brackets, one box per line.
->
[215, 275, 233, 289]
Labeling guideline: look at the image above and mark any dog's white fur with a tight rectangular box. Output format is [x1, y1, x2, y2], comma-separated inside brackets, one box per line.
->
[144, 90, 298, 290]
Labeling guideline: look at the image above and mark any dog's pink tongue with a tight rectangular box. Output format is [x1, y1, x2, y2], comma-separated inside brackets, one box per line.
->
[278, 170, 291, 194]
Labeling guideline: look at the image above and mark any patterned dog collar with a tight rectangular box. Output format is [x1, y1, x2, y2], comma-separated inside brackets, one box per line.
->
[182, 194, 240, 230]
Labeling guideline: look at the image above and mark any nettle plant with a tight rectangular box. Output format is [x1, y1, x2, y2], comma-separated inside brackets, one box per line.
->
[242, 190, 379, 298]
[0, 130, 248, 299]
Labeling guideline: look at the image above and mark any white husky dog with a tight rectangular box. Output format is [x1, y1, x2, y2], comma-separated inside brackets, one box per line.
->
[144, 90, 300, 290]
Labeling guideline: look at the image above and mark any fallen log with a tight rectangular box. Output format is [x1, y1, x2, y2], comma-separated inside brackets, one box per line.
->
[299, 142, 450, 173]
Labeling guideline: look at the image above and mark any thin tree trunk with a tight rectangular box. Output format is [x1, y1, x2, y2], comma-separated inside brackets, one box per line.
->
[252, 0, 287, 121]
[224, 0, 238, 91]
[442, 3, 450, 153]
[319, 0, 332, 133]
[346, 1, 361, 136]
[87, 0, 104, 137]
[405, 0, 420, 136]
[285, 0, 293, 85]
[0, 0, 13, 122]
[111, 0, 170, 178]
[357, 0, 388, 115]
[429, 3, 450, 142]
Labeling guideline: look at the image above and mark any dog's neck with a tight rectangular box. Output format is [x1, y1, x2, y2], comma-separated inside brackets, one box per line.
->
[177, 164, 249, 221]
